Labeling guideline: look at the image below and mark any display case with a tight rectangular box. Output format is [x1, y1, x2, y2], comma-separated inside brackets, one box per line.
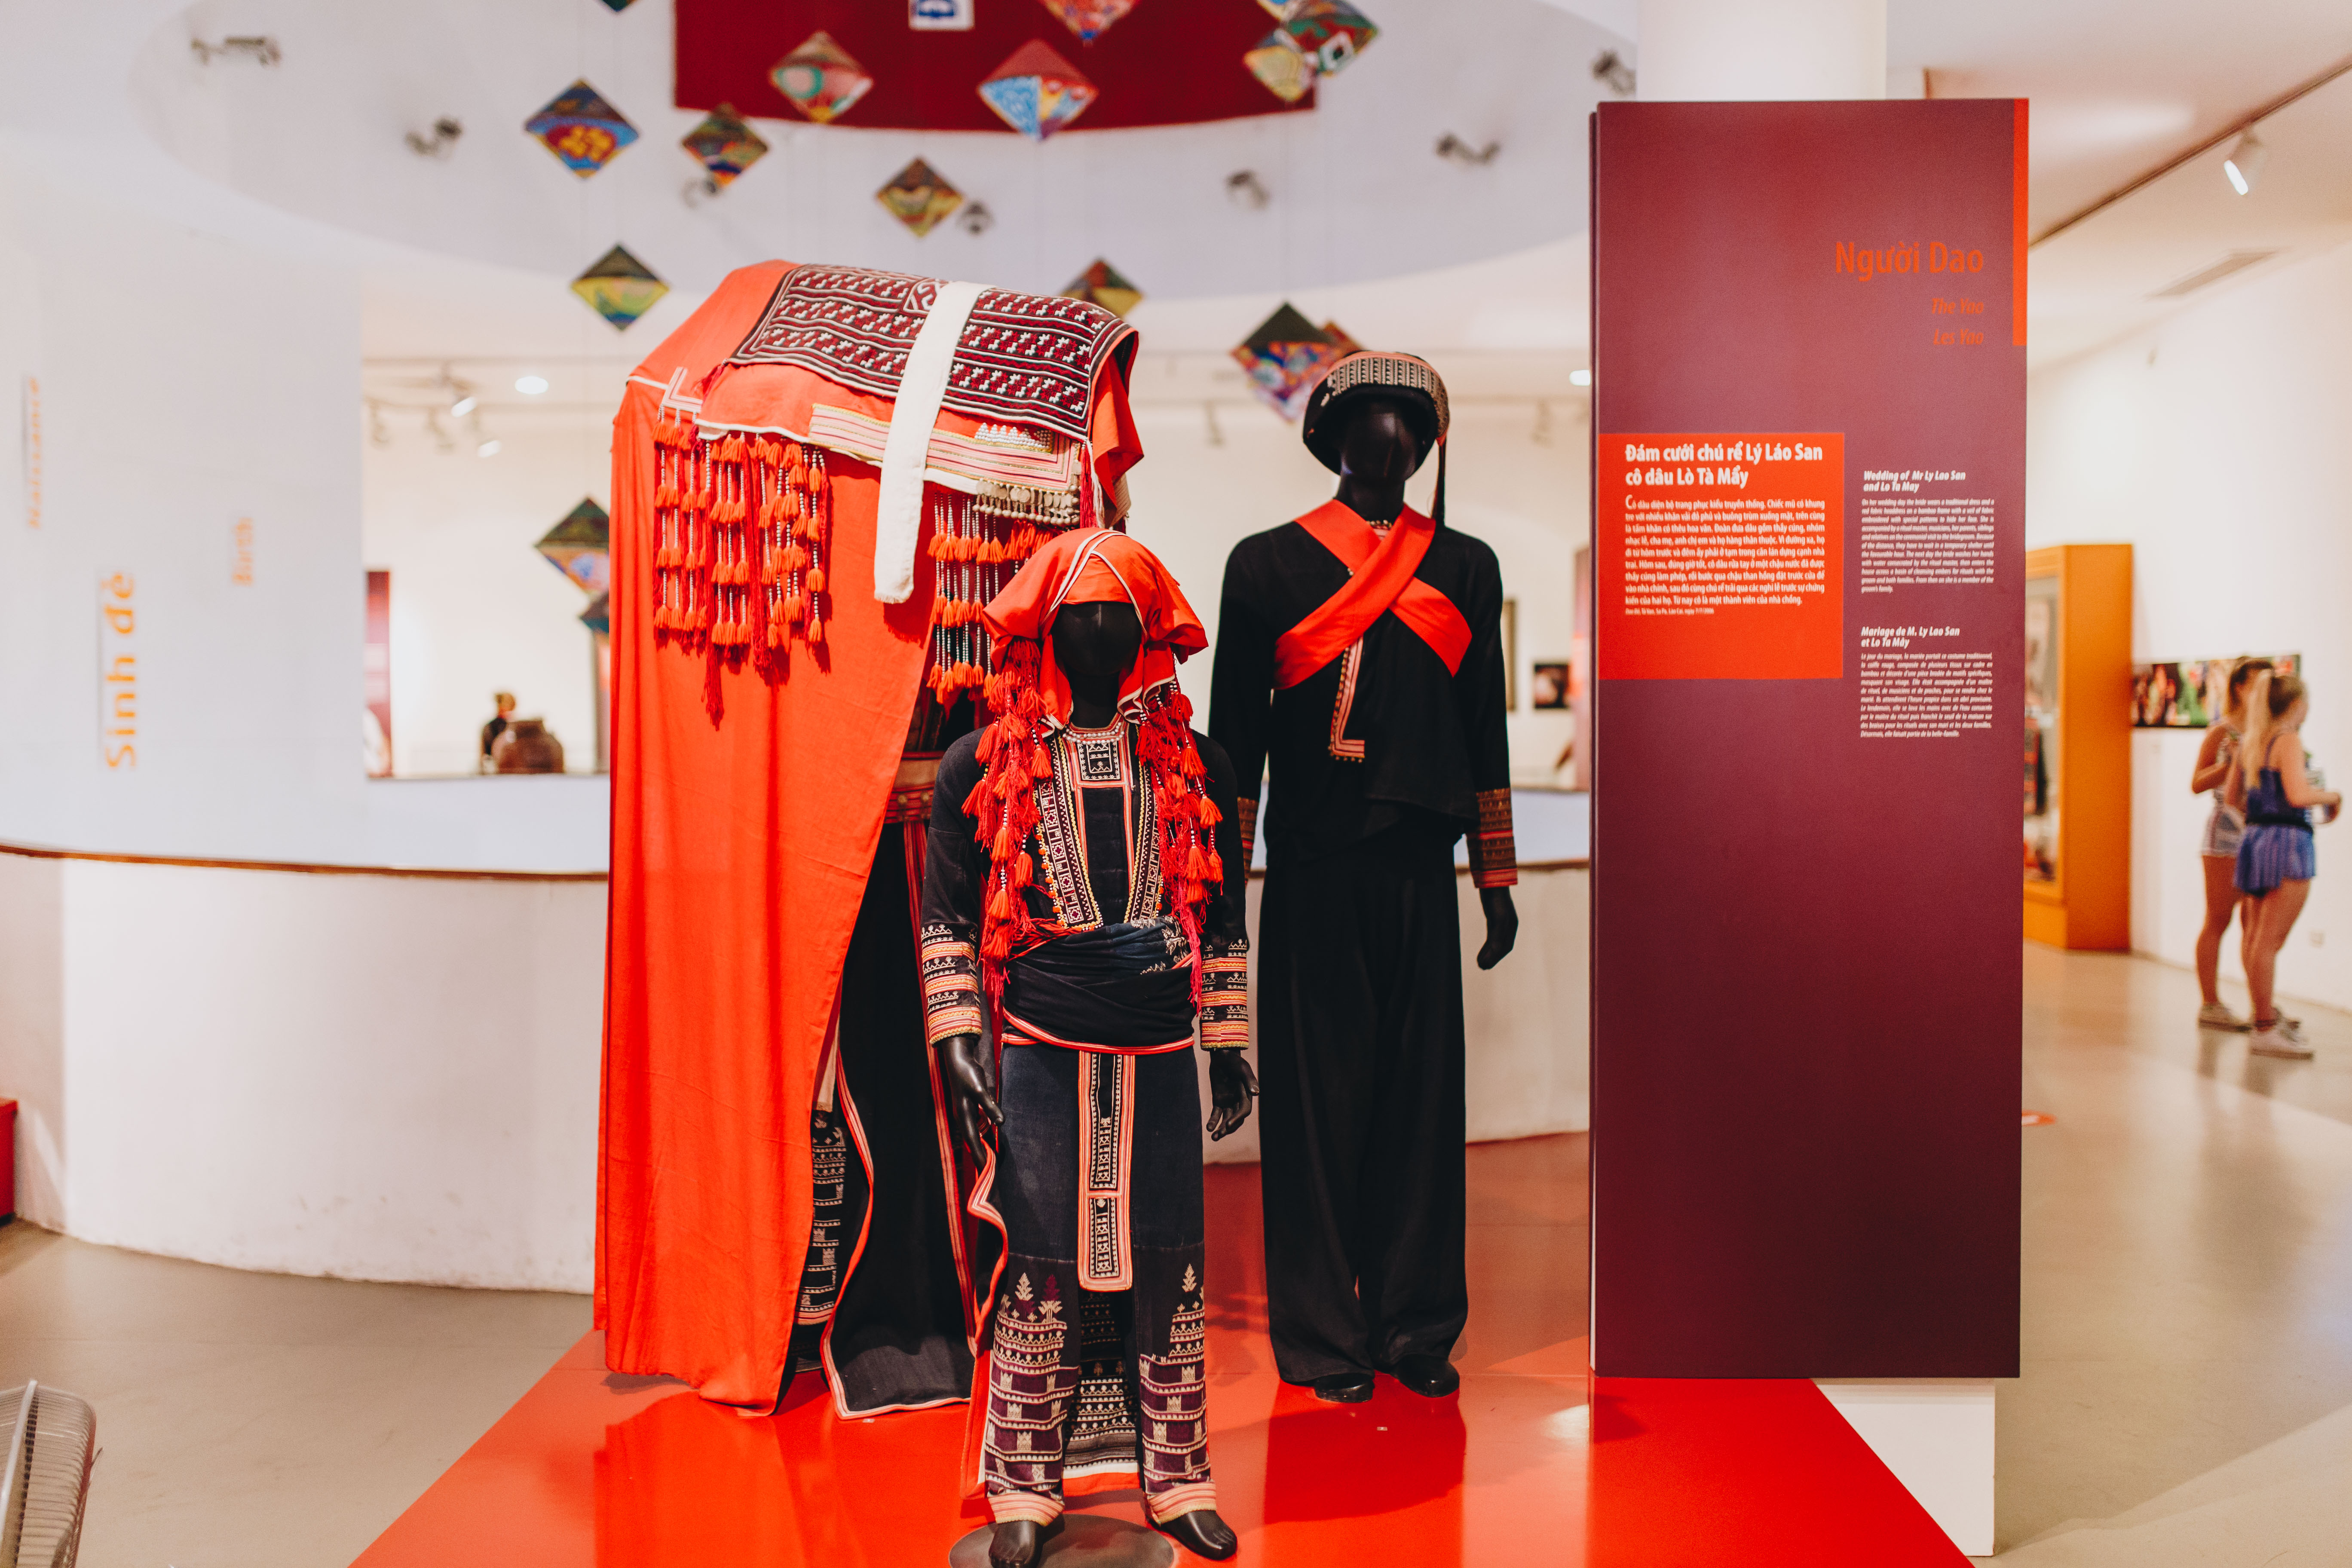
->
[2023, 543, 2132, 949]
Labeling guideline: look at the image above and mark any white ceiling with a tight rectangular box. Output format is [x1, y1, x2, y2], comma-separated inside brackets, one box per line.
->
[4, 0, 2347, 401]
[136, 0, 1614, 304]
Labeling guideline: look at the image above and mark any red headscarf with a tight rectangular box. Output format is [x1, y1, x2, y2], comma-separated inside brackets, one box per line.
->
[979, 528, 1207, 721]
[962, 528, 1222, 1000]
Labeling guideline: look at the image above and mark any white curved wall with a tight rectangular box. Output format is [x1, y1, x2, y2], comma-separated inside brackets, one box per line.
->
[0, 848, 1584, 1288]
[0, 852, 605, 1290]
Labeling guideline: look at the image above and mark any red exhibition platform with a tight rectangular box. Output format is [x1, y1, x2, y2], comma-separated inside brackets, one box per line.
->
[352, 1139, 1964, 1566]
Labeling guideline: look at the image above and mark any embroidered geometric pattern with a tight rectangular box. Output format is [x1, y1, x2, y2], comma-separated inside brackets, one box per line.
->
[979, 1258, 1216, 1525]
[1470, 786, 1519, 889]
[1199, 949, 1251, 1050]
[794, 1108, 850, 1326]
[1317, 350, 1452, 442]
[729, 264, 1131, 444]
[1065, 1298, 1138, 1477]
[920, 923, 985, 1046]
[1033, 720, 1163, 931]
[983, 1272, 1078, 1525]
[1236, 795, 1259, 870]
[1080, 1051, 1135, 1290]
[1139, 1265, 1217, 1523]
[1071, 726, 1127, 785]
[1328, 638, 1368, 761]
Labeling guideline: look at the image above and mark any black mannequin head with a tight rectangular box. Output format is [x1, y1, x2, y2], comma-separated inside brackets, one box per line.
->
[1338, 395, 1424, 485]
[1333, 395, 1422, 524]
[1052, 600, 1143, 727]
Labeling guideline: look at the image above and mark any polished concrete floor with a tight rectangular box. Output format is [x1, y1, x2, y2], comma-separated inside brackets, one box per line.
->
[2000, 945, 2352, 1563]
[1, 945, 2346, 1564]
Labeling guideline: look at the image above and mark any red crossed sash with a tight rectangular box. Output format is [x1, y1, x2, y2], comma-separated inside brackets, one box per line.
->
[1271, 501, 1473, 689]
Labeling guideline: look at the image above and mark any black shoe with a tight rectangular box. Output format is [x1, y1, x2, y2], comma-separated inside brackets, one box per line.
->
[1308, 1371, 1374, 1403]
[1386, 1353, 1460, 1397]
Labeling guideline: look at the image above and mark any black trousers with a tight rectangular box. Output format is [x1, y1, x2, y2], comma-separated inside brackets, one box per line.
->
[1258, 825, 1468, 1382]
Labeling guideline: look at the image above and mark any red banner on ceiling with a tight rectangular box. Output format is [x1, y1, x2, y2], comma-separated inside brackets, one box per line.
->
[674, 1, 1313, 132]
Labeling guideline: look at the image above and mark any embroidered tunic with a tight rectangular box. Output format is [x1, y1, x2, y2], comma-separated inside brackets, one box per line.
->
[920, 714, 1246, 1528]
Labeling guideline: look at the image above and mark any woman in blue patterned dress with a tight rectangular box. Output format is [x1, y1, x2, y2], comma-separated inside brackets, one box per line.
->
[2233, 670, 2340, 1058]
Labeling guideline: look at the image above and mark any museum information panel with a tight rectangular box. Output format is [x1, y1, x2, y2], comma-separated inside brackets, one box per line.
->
[1591, 101, 2024, 1376]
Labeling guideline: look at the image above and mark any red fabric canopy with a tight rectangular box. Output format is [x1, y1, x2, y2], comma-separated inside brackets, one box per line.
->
[675, 0, 1311, 132]
[598, 263, 938, 1411]
[598, 262, 1148, 1414]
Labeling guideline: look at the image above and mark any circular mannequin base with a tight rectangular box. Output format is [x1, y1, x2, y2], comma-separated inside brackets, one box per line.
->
[948, 1513, 1176, 1568]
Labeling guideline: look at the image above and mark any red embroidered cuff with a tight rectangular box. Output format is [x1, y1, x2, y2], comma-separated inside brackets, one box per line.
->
[1199, 946, 1250, 1050]
[1470, 787, 1518, 889]
[921, 924, 985, 1045]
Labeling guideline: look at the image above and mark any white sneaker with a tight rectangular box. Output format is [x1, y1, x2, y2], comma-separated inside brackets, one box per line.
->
[2198, 1003, 2253, 1032]
[2250, 1020, 2315, 1059]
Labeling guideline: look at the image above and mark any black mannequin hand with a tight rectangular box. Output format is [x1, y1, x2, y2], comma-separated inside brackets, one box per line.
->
[940, 1034, 1002, 1166]
[1206, 1051, 1258, 1141]
[1476, 886, 1518, 970]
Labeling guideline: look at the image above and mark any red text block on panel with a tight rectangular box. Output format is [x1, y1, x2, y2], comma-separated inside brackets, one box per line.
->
[1598, 433, 1844, 680]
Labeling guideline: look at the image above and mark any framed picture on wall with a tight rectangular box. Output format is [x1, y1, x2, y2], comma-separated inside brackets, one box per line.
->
[1531, 662, 1571, 710]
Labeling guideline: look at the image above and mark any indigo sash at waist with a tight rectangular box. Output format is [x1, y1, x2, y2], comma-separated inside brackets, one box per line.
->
[1002, 917, 1197, 1054]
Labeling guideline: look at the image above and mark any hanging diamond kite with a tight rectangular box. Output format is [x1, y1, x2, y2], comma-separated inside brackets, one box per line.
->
[771, 31, 874, 124]
[524, 80, 639, 178]
[571, 245, 669, 330]
[876, 158, 966, 238]
[1062, 259, 1144, 318]
[1283, 0, 1379, 75]
[1232, 303, 1344, 420]
[1038, 0, 1139, 43]
[537, 499, 612, 595]
[579, 590, 612, 637]
[597, 0, 637, 10]
[1243, 31, 1317, 103]
[1245, 1, 1378, 102]
[682, 103, 769, 190]
[978, 40, 1099, 141]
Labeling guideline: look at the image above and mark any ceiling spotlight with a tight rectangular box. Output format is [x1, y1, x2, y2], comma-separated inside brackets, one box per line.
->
[477, 439, 502, 459]
[191, 35, 281, 67]
[2223, 131, 2267, 196]
[514, 375, 550, 395]
[1226, 171, 1270, 210]
[405, 117, 463, 159]
[1436, 133, 1500, 167]
[1592, 49, 1635, 97]
[449, 394, 478, 418]
[1570, 368, 1592, 387]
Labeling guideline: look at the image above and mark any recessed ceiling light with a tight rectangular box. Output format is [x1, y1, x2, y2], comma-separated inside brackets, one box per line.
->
[515, 375, 549, 395]
[2223, 131, 2266, 196]
[450, 394, 478, 417]
[477, 439, 502, 458]
[1570, 369, 1592, 387]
